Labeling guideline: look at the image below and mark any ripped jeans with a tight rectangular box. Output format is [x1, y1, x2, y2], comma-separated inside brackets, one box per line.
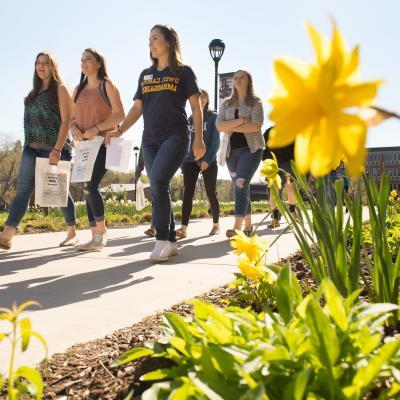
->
[226, 147, 262, 217]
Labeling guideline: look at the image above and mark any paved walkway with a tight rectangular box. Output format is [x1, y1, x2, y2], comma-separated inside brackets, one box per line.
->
[0, 214, 300, 372]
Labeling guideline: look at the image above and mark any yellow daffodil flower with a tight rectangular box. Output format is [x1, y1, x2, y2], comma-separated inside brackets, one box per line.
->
[230, 231, 268, 261]
[260, 152, 282, 189]
[268, 22, 382, 177]
[390, 189, 397, 198]
[238, 257, 267, 281]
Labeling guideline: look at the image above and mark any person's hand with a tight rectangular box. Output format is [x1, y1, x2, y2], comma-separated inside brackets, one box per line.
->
[104, 129, 122, 146]
[49, 149, 61, 165]
[71, 126, 84, 141]
[193, 138, 206, 161]
[83, 127, 99, 140]
[200, 161, 209, 171]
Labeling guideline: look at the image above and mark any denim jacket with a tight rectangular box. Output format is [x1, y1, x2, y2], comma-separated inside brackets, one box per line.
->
[184, 111, 220, 164]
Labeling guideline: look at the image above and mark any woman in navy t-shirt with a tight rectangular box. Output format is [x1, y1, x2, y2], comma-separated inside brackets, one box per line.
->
[118, 24, 205, 261]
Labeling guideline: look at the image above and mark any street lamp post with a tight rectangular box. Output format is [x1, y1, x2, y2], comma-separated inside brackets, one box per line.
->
[208, 39, 225, 111]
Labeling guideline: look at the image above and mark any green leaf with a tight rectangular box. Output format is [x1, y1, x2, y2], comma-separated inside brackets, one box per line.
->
[208, 343, 237, 378]
[19, 317, 32, 352]
[322, 280, 348, 331]
[284, 368, 311, 400]
[189, 373, 229, 400]
[276, 264, 303, 324]
[293, 369, 311, 400]
[241, 384, 269, 400]
[169, 337, 190, 357]
[164, 312, 191, 342]
[350, 340, 400, 393]
[140, 367, 184, 382]
[305, 299, 340, 367]
[111, 347, 154, 367]
[15, 366, 43, 400]
[17, 301, 40, 314]
[170, 380, 193, 400]
[357, 303, 399, 319]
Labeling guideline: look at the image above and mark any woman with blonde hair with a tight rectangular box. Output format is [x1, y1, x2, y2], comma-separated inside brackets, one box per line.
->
[216, 69, 264, 238]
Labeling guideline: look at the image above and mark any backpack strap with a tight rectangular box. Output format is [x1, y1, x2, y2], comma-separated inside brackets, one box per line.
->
[99, 80, 111, 108]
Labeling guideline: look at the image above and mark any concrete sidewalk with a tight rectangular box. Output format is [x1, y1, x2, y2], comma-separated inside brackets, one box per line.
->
[0, 214, 300, 372]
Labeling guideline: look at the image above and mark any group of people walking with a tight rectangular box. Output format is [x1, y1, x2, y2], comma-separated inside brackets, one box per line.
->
[0, 24, 294, 262]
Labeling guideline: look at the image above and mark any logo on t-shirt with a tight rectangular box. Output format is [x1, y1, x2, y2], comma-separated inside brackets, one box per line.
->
[141, 76, 180, 94]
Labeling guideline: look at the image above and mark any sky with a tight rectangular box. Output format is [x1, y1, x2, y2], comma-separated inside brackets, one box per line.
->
[0, 0, 399, 178]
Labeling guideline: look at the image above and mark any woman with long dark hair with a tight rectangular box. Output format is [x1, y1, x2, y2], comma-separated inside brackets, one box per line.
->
[0, 52, 76, 250]
[71, 48, 125, 251]
[118, 24, 205, 261]
[216, 69, 264, 238]
[176, 89, 220, 238]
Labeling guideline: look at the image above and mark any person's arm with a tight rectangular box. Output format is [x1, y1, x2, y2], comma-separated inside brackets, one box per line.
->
[189, 93, 206, 161]
[119, 99, 143, 134]
[49, 84, 73, 164]
[233, 100, 264, 134]
[70, 87, 84, 141]
[84, 81, 125, 140]
[203, 113, 220, 166]
[215, 102, 245, 132]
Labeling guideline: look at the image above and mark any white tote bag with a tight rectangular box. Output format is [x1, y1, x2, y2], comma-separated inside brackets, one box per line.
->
[35, 158, 71, 207]
[135, 178, 146, 210]
[105, 137, 132, 173]
[217, 132, 230, 167]
[71, 136, 104, 183]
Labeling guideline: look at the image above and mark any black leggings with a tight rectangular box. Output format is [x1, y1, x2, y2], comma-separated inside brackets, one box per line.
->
[181, 161, 219, 225]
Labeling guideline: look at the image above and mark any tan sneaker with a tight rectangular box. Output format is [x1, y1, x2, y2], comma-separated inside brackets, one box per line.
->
[78, 239, 95, 252]
[78, 232, 108, 252]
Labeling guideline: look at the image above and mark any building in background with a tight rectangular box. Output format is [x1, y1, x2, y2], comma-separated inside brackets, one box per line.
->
[365, 146, 400, 190]
[219, 72, 234, 106]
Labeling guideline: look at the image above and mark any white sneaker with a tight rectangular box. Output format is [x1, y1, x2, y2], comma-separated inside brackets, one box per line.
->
[150, 240, 178, 261]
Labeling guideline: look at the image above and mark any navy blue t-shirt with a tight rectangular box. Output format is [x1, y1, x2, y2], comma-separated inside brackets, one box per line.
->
[134, 65, 200, 144]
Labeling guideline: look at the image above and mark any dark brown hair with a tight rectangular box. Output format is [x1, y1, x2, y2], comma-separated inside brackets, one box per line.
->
[25, 52, 62, 106]
[226, 69, 260, 107]
[150, 25, 183, 75]
[74, 48, 110, 103]
[200, 88, 213, 116]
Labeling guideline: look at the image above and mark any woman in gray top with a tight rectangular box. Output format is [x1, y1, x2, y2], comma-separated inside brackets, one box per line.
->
[216, 69, 264, 238]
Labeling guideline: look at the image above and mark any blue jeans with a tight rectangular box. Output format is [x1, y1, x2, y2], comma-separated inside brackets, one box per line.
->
[227, 147, 262, 217]
[143, 135, 189, 241]
[6, 146, 76, 227]
[83, 144, 107, 227]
